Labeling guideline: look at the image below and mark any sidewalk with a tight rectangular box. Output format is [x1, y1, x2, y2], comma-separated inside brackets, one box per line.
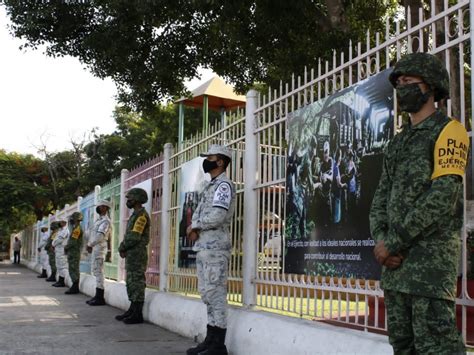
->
[0, 262, 194, 355]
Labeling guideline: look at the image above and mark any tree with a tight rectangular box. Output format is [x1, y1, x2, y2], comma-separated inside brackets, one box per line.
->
[2, 0, 398, 110]
[80, 102, 217, 190]
[0, 150, 50, 235]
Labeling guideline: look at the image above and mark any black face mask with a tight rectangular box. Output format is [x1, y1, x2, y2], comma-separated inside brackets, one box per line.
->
[397, 83, 431, 113]
[126, 200, 135, 209]
[202, 159, 219, 173]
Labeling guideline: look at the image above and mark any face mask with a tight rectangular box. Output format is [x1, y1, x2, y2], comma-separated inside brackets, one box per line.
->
[397, 83, 431, 113]
[202, 159, 219, 173]
[126, 200, 135, 209]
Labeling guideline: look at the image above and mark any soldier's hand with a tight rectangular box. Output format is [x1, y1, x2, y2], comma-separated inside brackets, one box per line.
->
[383, 254, 403, 269]
[86, 246, 93, 253]
[186, 225, 193, 237]
[119, 250, 127, 258]
[374, 240, 389, 265]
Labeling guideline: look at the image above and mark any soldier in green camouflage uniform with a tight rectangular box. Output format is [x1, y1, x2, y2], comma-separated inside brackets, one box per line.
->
[370, 52, 469, 354]
[45, 222, 59, 282]
[116, 188, 150, 324]
[186, 145, 236, 355]
[65, 212, 83, 295]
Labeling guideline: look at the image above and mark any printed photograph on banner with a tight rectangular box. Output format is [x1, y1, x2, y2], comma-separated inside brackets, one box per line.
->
[285, 68, 394, 280]
[178, 158, 209, 268]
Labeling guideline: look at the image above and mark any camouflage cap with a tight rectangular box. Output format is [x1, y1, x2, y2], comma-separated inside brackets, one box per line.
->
[200, 144, 232, 160]
[50, 221, 59, 230]
[389, 52, 450, 102]
[70, 212, 83, 221]
[126, 188, 148, 204]
[96, 200, 112, 209]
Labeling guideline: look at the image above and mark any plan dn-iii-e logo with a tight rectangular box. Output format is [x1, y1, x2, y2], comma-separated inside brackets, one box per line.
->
[432, 119, 470, 179]
[212, 182, 232, 210]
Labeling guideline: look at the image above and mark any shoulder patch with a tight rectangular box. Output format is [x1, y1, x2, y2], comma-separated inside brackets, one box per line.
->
[432, 119, 470, 179]
[212, 182, 233, 210]
[71, 226, 81, 239]
[132, 215, 147, 234]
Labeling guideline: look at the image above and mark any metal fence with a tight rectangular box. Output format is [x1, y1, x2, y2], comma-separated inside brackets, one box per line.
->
[11, 0, 474, 346]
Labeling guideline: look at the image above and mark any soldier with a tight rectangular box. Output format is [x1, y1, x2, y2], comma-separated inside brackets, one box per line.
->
[52, 218, 69, 287]
[45, 222, 59, 282]
[36, 227, 49, 278]
[115, 188, 150, 324]
[186, 144, 236, 355]
[370, 52, 469, 354]
[65, 212, 83, 295]
[86, 200, 112, 306]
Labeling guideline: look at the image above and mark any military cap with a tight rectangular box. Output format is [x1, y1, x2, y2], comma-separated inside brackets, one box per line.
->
[200, 144, 232, 160]
[70, 212, 83, 221]
[96, 200, 112, 209]
[389, 52, 450, 102]
[126, 188, 148, 204]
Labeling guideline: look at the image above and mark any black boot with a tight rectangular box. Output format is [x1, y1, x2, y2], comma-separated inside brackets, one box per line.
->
[65, 281, 79, 294]
[123, 302, 144, 324]
[37, 269, 47, 278]
[45, 272, 56, 282]
[52, 276, 65, 287]
[89, 288, 106, 306]
[186, 325, 215, 355]
[202, 327, 227, 355]
[115, 303, 133, 321]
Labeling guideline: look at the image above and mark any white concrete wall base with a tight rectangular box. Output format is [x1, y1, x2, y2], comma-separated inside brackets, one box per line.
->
[27, 262, 391, 355]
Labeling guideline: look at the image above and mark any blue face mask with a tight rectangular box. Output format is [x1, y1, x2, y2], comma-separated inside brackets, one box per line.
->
[397, 83, 431, 113]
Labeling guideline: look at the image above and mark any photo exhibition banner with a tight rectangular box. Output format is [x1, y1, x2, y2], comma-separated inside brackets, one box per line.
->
[285, 69, 394, 280]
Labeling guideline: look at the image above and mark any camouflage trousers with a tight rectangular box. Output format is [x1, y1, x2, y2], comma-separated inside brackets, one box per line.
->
[92, 256, 105, 289]
[196, 250, 230, 329]
[55, 247, 68, 278]
[39, 249, 49, 270]
[125, 249, 148, 302]
[67, 250, 81, 283]
[384, 290, 465, 355]
[47, 251, 56, 274]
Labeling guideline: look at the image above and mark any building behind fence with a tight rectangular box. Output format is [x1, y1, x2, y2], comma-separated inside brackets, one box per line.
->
[11, 0, 474, 346]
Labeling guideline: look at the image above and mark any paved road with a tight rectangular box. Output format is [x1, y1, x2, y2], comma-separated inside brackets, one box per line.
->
[0, 263, 194, 355]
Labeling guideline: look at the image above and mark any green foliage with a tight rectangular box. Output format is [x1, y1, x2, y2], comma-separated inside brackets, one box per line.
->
[2, 0, 398, 110]
[0, 150, 50, 235]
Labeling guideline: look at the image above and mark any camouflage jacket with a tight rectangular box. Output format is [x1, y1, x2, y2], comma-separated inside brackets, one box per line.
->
[370, 110, 469, 300]
[88, 215, 112, 257]
[38, 232, 49, 250]
[119, 207, 150, 253]
[45, 230, 57, 253]
[65, 225, 83, 254]
[52, 227, 69, 250]
[192, 172, 236, 252]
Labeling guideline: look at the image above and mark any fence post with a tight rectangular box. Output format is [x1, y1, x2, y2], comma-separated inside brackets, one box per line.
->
[159, 143, 173, 291]
[242, 89, 259, 307]
[118, 169, 129, 282]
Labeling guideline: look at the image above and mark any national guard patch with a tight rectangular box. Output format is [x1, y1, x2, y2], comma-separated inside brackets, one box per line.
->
[71, 227, 81, 239]
[432, 119, 470, 179]
[212, 182, 232, 210]
[132, 215, 147, 234]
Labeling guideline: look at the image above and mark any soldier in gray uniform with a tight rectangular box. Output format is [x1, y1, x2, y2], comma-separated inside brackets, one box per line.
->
[52, 218, 69, 287]
[37, 227, 49, 278]
[186, 144, 236, 355]
[86, 200, 112, 306]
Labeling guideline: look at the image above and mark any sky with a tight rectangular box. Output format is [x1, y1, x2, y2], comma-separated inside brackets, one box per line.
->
[0, 6, 214, 156]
